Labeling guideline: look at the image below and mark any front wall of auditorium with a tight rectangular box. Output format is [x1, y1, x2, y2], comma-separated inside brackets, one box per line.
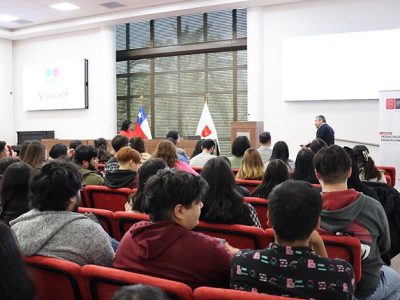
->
[1, 0, 400, 162]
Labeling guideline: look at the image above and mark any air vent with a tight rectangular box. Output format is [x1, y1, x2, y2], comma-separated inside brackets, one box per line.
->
[101, 2, 125, 9]
[13, 19, 33, 25]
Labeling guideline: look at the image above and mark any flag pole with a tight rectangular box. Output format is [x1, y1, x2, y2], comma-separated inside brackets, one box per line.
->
[205, 93, 209, 104]
[139, 95, 144, 107]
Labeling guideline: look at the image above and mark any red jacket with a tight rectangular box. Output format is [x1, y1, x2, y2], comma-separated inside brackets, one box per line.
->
[113, 221, 232, 288]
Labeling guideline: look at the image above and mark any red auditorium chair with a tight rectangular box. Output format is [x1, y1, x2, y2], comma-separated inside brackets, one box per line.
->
[244, 197, 269, 229]
[78, 207, 115, 239]
[235, 179, 262, 193]
[82, 265, 193, 300]
[82, 185, 136, 212]
[113, 211, 150, 240]
[24, 256, 86, 300]
[192, 166, 203, 174]
[193, 287, 303, 300]
[377, 165, 396, 187]
[97, 163, 105, 174]
[193, 221, 267, 249]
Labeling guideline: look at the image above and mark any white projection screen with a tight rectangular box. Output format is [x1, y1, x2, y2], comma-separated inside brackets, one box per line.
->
[23, 58, 88, 110]
[282, 29, 400, 101]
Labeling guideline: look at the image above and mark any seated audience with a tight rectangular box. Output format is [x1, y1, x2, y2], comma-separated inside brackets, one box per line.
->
[267, 141, 294, 171]
[230, 180, 355, 299]
[200, 157, 261, 227]
[251, 159, 289, 199]
[228, 136, 251, 169]
[11, 160, 114, 266]
[236, 148, 264, 180]
[0, 162, 33, 225]
[104, 147, 140, 189]
[22, 140, 46, 168]
[190, 139, 204, 159]
[105, 135, 129, 174]
[314, 145, 400, 299]
[166, 130, 190, 164]
[18, 140, 32, 161]
[127, 158, 167, 212]
[353, 145, 387, 183]
[49, 143, 68, 160]
[189, 139, 216, 167]
[307, 138, 327, 154]
[67, 139, 82, 160]
[74, 145, 104, 185]
[291, 148, 318, 184]
[153, 140, 198, 175]
[0, 141, 9, 159]
[0, 157, 19, 182]
[258, 131, 272, 163]
[94, 138, 113, 163]
[113, 169, 232, 288]
[112, 285, 166, 300]
[120, 120, 135, 139]
[130, 137, 152, 163]
[0, 222, 36, 300]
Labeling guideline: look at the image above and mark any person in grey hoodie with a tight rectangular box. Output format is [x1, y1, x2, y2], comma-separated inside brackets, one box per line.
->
[11, 160, 114, 266]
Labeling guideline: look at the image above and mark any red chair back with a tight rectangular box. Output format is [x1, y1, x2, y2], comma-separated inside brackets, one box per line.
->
[194, 287, 303, 300]
[192, 166, 203, 174]
[235, 179, 262, 193]
[377, 165, 396, 187]
[194, 221, 267, 249]
[24, 256, 86, 300]
[82, 186, 136, 212]
[244, 197, 269, 229]
[82, 265, 193, 300]
[114, 211, 150, 240]
[78, 207, 115, 239]
[385, 174, 392, 186]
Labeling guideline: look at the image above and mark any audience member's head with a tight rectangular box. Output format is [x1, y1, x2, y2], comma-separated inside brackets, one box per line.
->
[19, 140, 32, 161]
[353, 145, 383, 181]
[231, 136, 251, 157]
[0, 141, 8, 159]
[94, 138, 112, 163]
[201, 139, 215, 154]
[308, 138, 327, 155]
[153, 140, 178, 168]
[115, 147, 141, 172]
[291, 148, 318, 183]
[74, 145, 99, 171]
[268, 180, 322, 243]
[112, 135, 129, 153]
[313, 145, 351, 185]
[0, 222, 35, 300]
[49, 143, 68, 160]
[251, 159, 289, 199]
[0, 157, 19, 177]
[270, 141, 290, 165]
[22, 140, 46, 168]
[121, 120, 133, 131]
[112, 284, 166, 300]
[30, 160, 82, 212]
[259, 131, 271, 146]
[191, 139, 204, 158]
[130, 158, 168, 212]
[236, 148, 264, 180]
[67, 140, 82, 160]
[144, 169, 207, 229]
[130, 137, 146, 154]
[0, 162, 33, 225]
[166, 131, 180, 144]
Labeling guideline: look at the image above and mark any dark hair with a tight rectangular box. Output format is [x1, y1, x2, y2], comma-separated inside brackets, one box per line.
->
[131, 158, 168, 212]
[19, 140, 32, 161]
[94, 138, 112, 163]
[121, 120, 133, 131]
[74, 145, 98, 165]
[0, 141, 6, 157]
[259, 132, 271, 144]
[201, 139, 215, 150]
[269, 180, 322, 242]
[49, 143, 68, 159]
[153, 140, 178, 168]
[308, 138, 327, 155]
[251, 159, 289, 199]
[231, 136, 251, 157]
[30, 160, 82, 211]
[112, 135, 129, 152]
[270, 141, 290, 164]
[0, 162, 33, 225]
[191, 140, 204, 158]
[130, 137, 146, 154]
[22, 140, 46, 168]
[353, 145, 382, 181]
[166, 131, 179, 142]
[144, 169, 207, 222]
[0, 157, 19, 176]
[316, 115, 326, 123]
[0, 222, 36, 300]
[313, 145, 351, 184]
[112, 284, 166, 300]
[200, 157, 253, 225]
[291, 149, 318, 184]
[69, 140, 82, 150]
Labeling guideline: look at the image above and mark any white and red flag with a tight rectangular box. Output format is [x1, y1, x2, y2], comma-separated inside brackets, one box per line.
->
[196, 102, 218, 140]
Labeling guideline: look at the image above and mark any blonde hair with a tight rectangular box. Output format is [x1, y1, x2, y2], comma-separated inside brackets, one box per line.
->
[116, 147, 141, 164]
[236, 148, 264, 180]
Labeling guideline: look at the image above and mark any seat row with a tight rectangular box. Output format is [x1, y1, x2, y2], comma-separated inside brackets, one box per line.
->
[24, 255, 303, 300]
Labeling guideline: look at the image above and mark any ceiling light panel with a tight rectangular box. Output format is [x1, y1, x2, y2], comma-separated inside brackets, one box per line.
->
[50, 2, 80, 11]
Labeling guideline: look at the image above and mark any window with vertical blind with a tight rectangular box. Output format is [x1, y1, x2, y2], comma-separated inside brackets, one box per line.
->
[116, 9, 247, 155]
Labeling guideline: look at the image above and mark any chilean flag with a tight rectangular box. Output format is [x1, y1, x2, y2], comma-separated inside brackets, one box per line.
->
[196, 102, 218, 140]
[133, 106, 152, 139]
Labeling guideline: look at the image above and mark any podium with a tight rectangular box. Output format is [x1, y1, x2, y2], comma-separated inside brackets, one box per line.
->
[231, 121, 264, 148]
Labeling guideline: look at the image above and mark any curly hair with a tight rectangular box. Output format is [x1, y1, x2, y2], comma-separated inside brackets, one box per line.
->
[153, 140, 178, 168]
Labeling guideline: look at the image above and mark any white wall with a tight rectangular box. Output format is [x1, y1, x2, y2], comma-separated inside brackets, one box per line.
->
[12, 27, 116, 144]
[248, 0, 400, 162]
[0, 38, 14, 143]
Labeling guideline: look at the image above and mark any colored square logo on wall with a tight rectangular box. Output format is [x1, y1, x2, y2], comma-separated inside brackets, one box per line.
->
[386, 98, 395, 109]
[396, 98, 400, 109]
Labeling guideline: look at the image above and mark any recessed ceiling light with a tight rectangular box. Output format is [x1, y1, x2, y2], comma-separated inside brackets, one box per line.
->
[50, 2, 80, 11]
[0, 14, 19, 22]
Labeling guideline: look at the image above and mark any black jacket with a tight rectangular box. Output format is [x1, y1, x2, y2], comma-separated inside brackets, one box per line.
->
[104, 169, 137, 189]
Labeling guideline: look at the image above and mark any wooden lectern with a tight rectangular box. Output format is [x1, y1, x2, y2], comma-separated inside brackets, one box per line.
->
[231, 121, 264, 148]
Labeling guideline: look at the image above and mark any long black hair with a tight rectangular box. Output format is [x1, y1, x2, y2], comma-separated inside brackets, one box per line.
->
[270, 141, 290, 165]
[291, 149, 318, 184]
